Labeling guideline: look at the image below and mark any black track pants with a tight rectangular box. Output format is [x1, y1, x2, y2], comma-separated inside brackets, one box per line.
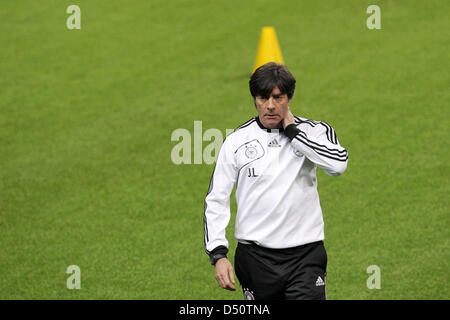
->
[234, 240, 327, 300]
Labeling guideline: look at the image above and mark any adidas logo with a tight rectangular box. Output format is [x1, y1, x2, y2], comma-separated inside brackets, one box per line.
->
[268, 138, 281, 147]
[315, 276, 325, 287]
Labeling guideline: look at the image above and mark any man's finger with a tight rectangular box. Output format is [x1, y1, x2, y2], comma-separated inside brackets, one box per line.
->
[228, 267, 236, 285]
[218, 273, 236, 291]
[223, 274, 236, 291]
[216, 275, 225, 289]
[224, 280, 236, 291]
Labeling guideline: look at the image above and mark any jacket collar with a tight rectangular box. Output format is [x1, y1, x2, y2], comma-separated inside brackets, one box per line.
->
[254, 116, 284, 132]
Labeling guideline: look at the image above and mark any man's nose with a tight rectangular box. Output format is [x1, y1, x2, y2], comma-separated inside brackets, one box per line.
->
[267, 97, 275, 109]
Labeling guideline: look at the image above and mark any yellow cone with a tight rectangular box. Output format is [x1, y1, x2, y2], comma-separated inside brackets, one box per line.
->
[252, 26, 285, 73]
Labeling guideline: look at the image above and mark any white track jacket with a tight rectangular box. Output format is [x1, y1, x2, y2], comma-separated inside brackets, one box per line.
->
[204, 116, 348, 255]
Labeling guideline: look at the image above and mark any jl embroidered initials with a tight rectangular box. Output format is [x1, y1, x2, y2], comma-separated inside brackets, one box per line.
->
[247, 167, 258, 177]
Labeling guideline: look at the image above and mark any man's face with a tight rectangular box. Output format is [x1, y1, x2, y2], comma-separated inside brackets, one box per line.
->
[254, 86, 290, 129]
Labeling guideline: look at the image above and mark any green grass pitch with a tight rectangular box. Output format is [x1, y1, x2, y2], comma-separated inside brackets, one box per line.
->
[0, 0, 448, 299]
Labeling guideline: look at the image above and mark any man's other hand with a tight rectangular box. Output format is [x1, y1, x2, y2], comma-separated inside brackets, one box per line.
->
[214, 258, 237, 291]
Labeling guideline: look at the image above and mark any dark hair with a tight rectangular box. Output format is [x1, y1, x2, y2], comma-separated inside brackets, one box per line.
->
[249, 62, 296, 100]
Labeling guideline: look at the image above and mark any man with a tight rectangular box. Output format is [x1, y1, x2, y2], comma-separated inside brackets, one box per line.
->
[203, 62, 348, 300]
